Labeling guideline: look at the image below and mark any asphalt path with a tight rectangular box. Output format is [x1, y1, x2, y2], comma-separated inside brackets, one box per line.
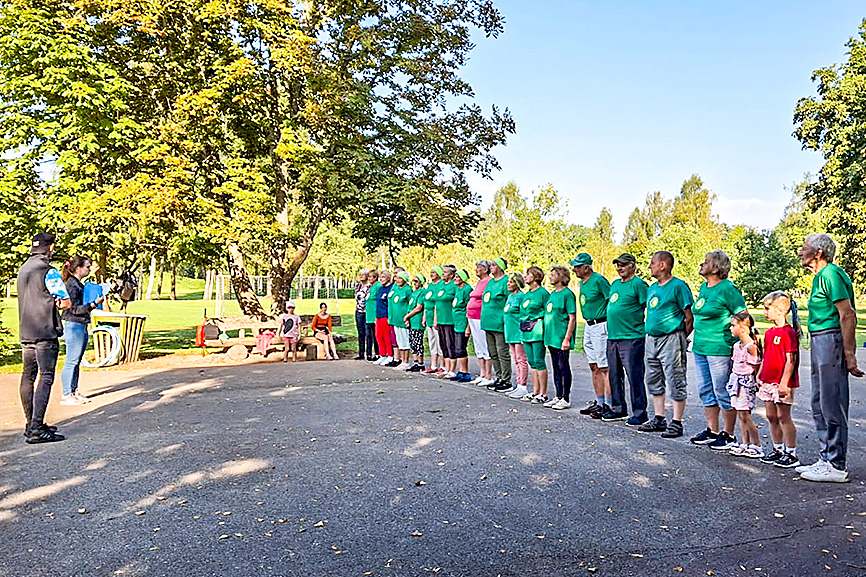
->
[1, 351, 866, 577]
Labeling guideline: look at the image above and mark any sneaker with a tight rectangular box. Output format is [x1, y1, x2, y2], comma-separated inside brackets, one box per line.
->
[25, 429, 66, 444]
[579, 400, 599, 415]
[23, 424, 58, 438]
[690, 428, 719, 445]
[448, 373, 463, 381]
[626, 416, 648, 427]
[759, 450, 785, 464]
[801, 463, 851, 483]
[708, 431, 737, 450]
[660, 421, 684, 438]
[530, 395, 549, 404]
[601, 409, 627, 422]
[774, 453, 801, 469]
[443, 371, 457, 378]
[354, 355, 364, 360]
[421, 367, 437, 374]
[59, 395, 85, 406]
[485, 379, 501, 389]
[408, 364, 425, 373]
[494, 382, 512, 392]
[459, 373, 475, 383]
[434, 368, 445, 375]
[543, 396, 561, 408]
[507, 385, 529, 399]
[520, 394, 535, 402]
[552, 399, 571, 410]
[729, 443, 747, 456]
[479, 378, 495, 387]
[386, 359, 402, 367]
[397, 362, 412, 370]
[470, 376, 484, 385]
[743, 446, 765, 459]
[589, 404, 608, 420]
[638, 416, 667, 433]
[73, 392, 89, 403]
[366, 356, 378, 362]
[795, 460, 828, 475]
[375, 356, 390, 365]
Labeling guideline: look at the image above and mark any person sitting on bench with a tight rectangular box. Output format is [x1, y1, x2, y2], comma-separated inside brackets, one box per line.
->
[311, 302, 339, 360]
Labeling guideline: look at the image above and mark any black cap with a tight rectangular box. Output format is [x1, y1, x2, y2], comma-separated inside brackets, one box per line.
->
[612, 253, 637, 265]
[30, 232, 55, 255]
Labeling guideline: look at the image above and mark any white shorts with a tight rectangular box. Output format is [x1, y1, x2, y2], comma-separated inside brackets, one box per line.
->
[427, 326, 442, 356]
[394, 326, 410, 350]
[468, 318, 490, 359]
[583, 321, 609, 368]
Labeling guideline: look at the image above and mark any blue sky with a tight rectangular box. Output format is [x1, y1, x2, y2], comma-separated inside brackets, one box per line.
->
[461, 1, 864, 238]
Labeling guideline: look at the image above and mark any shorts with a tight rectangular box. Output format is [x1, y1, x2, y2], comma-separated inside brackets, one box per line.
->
[524, 340, 547, 371]
[394, 326, 410, 350]
[454, 331, 469, 359]
[469, 318, 490, 359]
[409, 329, 425, 357]
[281, 336, 298, 345]
[645, 331, 688, 401]
[694, 354, 733, 411]
[757, 381, 795, 405]
[437, 324, 456, 359]
[727, 373, 757, 411]
[427, 326, 442, 356]
[583, 321, 609, 368]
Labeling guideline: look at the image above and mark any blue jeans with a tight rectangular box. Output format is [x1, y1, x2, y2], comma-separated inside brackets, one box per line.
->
[61, 321, 89, 396]
[810, 329, 849, 470]
[694, 353, 733, 411]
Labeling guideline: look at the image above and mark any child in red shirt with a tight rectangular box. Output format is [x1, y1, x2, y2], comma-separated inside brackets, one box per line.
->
[757, 291, 802, 468]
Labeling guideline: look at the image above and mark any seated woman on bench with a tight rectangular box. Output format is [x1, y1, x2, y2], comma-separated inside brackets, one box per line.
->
[312, 302, 340, 360]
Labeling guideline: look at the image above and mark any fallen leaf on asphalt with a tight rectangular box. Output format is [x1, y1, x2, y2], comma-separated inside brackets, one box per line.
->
[313, 521, 326, 528]
[77, 508, 88, 514]
[480, 474, 487, 480]
[630, 553, 644, 558]
[536, 535, 545, 540]
[673, 568, 683, 573]
[135, 511, 146, 516]
[721, 487, 734, 491]
[415, 480, 427, 486]
[411, 531, 422, 537]
[149, 546, 160, 551]
[218, 534, 230, 540]
[774, 513, 784, 518]
[587, 568, 597, 574]
[156, 496, 166, 501]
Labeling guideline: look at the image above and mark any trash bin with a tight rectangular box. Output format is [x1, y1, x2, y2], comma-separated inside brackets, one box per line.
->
[89, 311, 148, 366]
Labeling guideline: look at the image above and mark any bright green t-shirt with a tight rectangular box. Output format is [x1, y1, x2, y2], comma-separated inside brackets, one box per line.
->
[365, 281, 381, 325]
[407, 288, 425, 330]
[808, 263, 856, 333]
[503, 291, 525, 344]
[453, 283, 472, 333]
[607, 276, 648, 341]
[480, 275, 509, 332]
[692, 279, 747, 356]
[579, 272, 610, 321]
[544, 287, 577, 349]
[520, 286, 549, 343]
[387, 283, 412, 327]
[645, 277, 694, 337]
[434, 280, 456, 325]
[423, 281, 440, 327]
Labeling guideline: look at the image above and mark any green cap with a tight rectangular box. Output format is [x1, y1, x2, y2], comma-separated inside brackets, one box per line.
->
[414, 273, 427, 284]
[456, 269, 469, 282]
[397, 271, 410, 283]
[569, 253, 593, 266]
[612, 253, 636, 265]
[492, 257, 507, 271]
[431, 265, 444, 277]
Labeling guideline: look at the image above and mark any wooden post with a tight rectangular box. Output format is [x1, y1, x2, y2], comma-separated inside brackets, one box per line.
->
[144, 254, 157, 300]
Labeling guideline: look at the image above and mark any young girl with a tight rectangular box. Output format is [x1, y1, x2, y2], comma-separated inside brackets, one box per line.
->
[279, 301, 301, 362]
[727, 312, 763, 458]
[312, 302, 339, 360]
[757, 291, 801, 468]
[60, 256, 103, 405]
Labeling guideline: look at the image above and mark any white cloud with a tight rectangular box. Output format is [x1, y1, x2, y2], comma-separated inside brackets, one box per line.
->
[714, 196, 788, 230]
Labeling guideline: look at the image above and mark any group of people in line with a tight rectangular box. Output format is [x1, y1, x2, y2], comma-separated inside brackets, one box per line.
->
[352, 233, 862, 483]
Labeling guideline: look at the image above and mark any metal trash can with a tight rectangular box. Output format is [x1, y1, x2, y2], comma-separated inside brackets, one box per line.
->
[89, 311, 148, 366]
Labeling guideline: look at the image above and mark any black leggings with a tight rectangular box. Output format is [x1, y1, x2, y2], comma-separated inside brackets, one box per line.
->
[437, 324, 456, 359]
[548, 347, 573, 402]
[366, 323, 379, 358]
[454, 331, 469, 359]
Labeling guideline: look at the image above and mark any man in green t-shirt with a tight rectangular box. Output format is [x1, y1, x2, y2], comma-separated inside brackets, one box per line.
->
[638, 251, 694, 439]
[796, 234, 863, 483]
[570, 253, 611, 418]
[481, 257, 513, 391]
[605, 253, 649, 425]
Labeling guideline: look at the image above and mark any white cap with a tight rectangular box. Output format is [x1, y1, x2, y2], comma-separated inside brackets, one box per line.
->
[286, 300, 296, 308]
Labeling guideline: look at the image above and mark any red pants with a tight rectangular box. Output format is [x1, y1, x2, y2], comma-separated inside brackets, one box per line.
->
[375, 318, 393, 357]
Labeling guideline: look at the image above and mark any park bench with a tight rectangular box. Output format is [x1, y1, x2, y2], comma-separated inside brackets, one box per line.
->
[200, 314, 344, 360]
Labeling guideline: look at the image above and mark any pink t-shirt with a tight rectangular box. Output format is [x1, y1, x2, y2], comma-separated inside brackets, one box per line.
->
[731, 340, 760, 376]
[467, 276, 491, 320]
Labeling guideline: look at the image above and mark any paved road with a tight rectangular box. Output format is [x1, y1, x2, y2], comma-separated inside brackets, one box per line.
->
[1, 352, 866, 576]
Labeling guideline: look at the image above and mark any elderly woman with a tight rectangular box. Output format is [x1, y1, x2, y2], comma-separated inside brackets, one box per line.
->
[364, 270, 381, 362]
[468, 260, 494, 385]
[504, 273, 529, 398]
[373, 270, 394, 365]
[689, 250, 747, 450]
[796, 234, 862, 483]
[434, 264, 459, 378]
[482, 257, 512, 391]
[354, 269, 371, 360]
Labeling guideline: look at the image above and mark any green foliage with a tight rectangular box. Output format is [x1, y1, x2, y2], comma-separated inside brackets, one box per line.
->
[733, 229, 798, 306]
[775, 178, 831, 295]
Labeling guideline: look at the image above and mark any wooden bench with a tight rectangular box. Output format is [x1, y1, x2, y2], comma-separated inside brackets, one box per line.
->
[201, 314, 344, 360]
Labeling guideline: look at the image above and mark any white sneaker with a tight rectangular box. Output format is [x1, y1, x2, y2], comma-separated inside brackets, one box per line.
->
[801, 463, 851, 483]
[443, 371, 457, 378]
[520, 394, 534, 402]
[552, 399, 571, 410]
[507, 386, 529, 399]
[378, 356, 393, 365]
[73, 392, 90, 403]
[470, 376, 484, 385]
[478, 378, 495, 387]
[59, 395, 85, 406]
[795, 460, 828, 475]
[395, 362, 410, 370]
[543, 396, 561, 408]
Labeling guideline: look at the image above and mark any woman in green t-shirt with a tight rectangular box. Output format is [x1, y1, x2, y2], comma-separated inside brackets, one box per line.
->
[452, 269, 473, 382]
[403, 273, 427, 372]
[388, 271, 413, 369]
[364, 270, 381, 361]
[504, 273, 530, 399]
[434, 265, 459, 377]
[520, 266, 550, 403]
[543, 265, 577, 410]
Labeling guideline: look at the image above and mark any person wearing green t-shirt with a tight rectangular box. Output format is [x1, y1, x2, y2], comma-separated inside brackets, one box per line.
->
[364, 271, 381, 361]
[638, 251, 694, 440]
[797, 234, 862, 483]
[605, 253, 649, 425]
[690, 250, 748, 450]
[451, 269, 473, 382]
[403, 273, 428, 372]
[481, 257, 513, 391]
[434, 264, 458, 378]
[521, 266, 550, 403]
[388, 272, 413, 369]
[421, 267, 444, 374]
[542, 265, 577, 410]
[503, 273, 530, 400]
[570, 253, 611, 418]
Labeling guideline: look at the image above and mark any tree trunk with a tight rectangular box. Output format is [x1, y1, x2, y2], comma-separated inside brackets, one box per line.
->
[203, 269, 212, 301]
[227, 241, 270, 319]
[170, 261, 177, 301]
[145, 254, 157, 300]
[268, 196, 325, 315]
[156, 258, 165, 297]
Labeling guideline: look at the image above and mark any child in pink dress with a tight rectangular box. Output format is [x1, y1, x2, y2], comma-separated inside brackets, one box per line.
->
[279, 301, 301, 362]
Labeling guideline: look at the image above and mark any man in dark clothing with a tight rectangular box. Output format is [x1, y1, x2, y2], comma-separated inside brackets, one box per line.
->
[18, 232, 70, 443]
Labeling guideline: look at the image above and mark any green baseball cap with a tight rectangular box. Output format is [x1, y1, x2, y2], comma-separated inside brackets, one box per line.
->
[612, 253, 637, 265]
[569, 253, 593, 266]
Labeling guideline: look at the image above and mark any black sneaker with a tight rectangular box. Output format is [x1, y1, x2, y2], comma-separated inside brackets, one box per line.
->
[23, 424, 58, 438]
[354, 355, 364, 360]
[690, 427, 719, 445]
[638, 416, 667, 433]
[774, 453, 801, 468]
[368, 356, 379, 363]
[408, 364, 424, 372]
[601, 409, 627, 422]
[486, 379, 503, 390]
[579, 400, 599, 415]
[626, 416, 648, 427]
[759, 449, 785, 464]
[661, 421, 684, 438]
[25, 429, 66, 444]
[708, 431, 737, 450]
[386, 360, 402, 367]
[494, 381, 513, 392]
[589, 404, 608, 420]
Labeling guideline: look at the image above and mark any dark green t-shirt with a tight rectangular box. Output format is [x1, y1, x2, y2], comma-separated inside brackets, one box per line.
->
[645, 277, 694, 337]
[692, 279, 747, 356]
[544, 287, 577, 349]
[434, 280, 456, 325]
[453, 283, 472, 333]
[407, 288, 425, 330]
[480, 275, 509, 332]
[520, 286, 549, 343]
[504, 291, 524, 344]
[423, 281, 440, 327]
[365, 281, 381, 325]
[579, 272, 610, 321]
[387, 283, 412, 327]
[808, 263, 856, 332]
[607, 276, 648, 340]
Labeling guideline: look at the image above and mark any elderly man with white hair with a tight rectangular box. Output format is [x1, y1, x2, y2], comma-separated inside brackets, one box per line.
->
[796, 234, 863, 483]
